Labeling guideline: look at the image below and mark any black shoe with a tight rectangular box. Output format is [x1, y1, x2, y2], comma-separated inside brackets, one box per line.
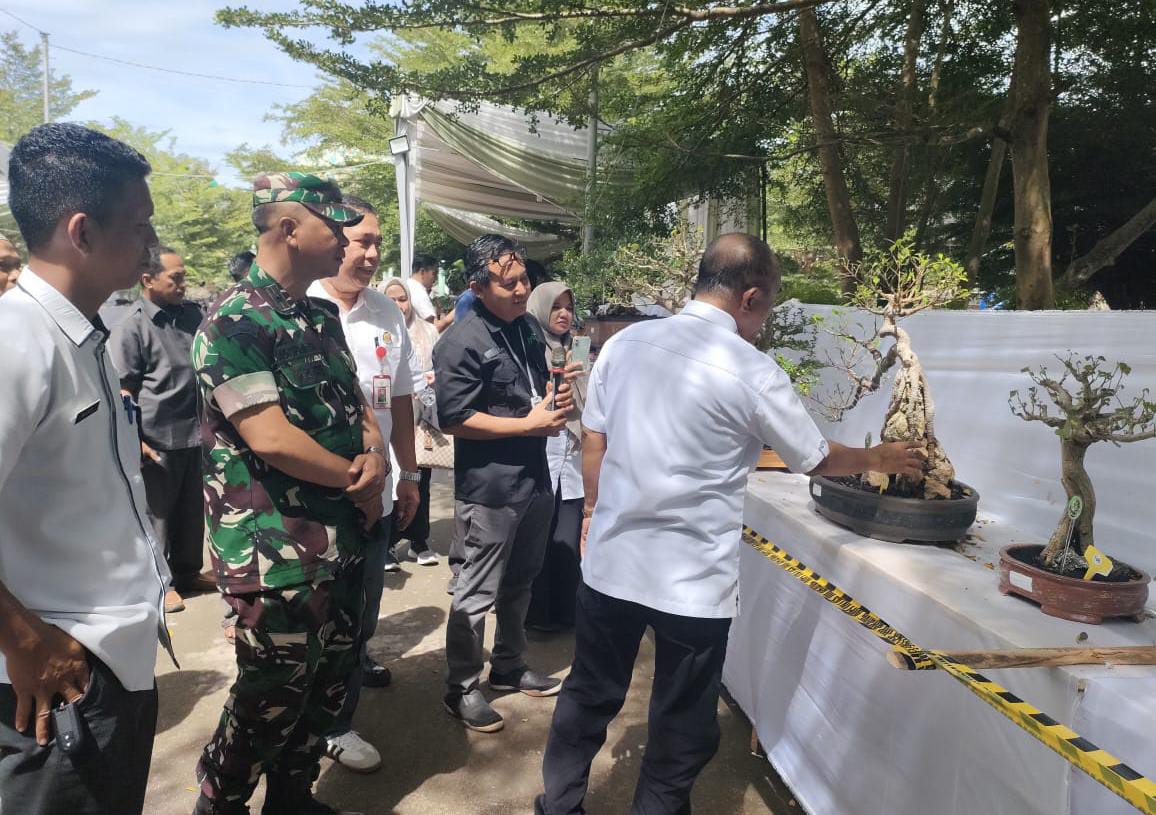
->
[488, 666, 562, 697]
[362, 660, 392, 688]
[444, 688, 504, 733]
[260, 791, 363, 815]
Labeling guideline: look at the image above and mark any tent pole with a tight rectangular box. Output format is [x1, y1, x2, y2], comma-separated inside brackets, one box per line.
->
[582, 70, 599, 255]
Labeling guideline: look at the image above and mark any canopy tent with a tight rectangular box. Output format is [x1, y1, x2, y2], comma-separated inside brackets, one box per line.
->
[391, 96, 634, 276]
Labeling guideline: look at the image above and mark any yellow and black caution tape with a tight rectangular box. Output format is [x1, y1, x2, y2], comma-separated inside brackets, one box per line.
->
[742, 526, 1156, 815]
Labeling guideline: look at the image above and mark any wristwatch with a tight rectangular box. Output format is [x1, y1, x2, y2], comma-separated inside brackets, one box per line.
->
[365, 446, 386, 458]
[398, 470, 421, 483]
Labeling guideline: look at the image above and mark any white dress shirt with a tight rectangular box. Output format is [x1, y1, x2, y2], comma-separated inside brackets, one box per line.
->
[581, 299, 829, 619]
[0, 269, 172, 691]
[308, 282, 416, 514]
[546, 430, 584, 501]
[405, 277, 437, 321]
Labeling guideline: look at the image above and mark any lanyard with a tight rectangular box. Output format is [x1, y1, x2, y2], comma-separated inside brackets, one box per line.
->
[496, 326, 540, 402]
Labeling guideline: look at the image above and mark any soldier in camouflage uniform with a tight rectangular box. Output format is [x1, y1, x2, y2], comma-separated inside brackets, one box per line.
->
[191, 173, 389, 815]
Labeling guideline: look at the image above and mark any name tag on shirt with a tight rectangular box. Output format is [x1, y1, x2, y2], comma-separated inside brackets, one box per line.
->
[372, 374, 392, 410]
[74, 401, 100, 424]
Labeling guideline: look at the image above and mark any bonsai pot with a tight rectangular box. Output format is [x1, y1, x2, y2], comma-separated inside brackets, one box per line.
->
[809, 475, 979, 544]
[583, 313, 662, 350]
[999, 544, 1150, 624]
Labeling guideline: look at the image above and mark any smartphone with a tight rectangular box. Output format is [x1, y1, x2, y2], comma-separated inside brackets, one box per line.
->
[570, 335, 591, 368]
[52, 699, 85, 755]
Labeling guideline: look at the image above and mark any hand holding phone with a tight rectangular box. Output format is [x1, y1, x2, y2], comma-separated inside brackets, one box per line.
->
[570, 335, 591, 368]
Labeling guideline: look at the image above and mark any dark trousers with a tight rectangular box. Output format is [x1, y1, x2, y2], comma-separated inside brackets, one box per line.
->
[391, 467, 432, 554]
[538, 584, 732, 815]
[446, 491, 553, 693]
[526, 494, 583, 629]
[195, 561, 364, 813]
[0, 656, 158, 815]
[141, 445, 204, 588]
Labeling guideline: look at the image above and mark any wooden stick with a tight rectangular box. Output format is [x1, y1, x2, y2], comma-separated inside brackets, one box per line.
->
[886, 645, 1156, 671]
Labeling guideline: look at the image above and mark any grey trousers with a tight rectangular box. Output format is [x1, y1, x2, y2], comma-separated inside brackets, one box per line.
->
[446, 491, 554, 693]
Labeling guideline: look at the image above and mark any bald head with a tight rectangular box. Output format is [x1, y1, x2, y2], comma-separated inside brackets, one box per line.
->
[694, 233, 778, 298]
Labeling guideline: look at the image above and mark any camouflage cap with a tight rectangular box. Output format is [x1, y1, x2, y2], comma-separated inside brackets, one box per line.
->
[252, 172, 364, 226]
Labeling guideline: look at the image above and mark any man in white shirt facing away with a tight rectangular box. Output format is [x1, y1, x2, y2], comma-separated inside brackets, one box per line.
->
[407, 253, 454, 333]
[307, 194, 421, 774]
[0, 123, 173, 815]
[535, 233, 924, 815]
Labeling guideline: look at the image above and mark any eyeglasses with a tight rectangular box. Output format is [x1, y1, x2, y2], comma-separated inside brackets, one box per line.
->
[490, 251, 525, 274]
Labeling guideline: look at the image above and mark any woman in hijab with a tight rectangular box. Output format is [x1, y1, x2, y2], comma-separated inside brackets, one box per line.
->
[382, 276, 441, 566]
[524, 281, 587, 631]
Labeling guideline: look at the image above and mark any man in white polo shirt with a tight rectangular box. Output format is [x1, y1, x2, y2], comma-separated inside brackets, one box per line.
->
[535, 233, 924, 815]
[308, 195, 421, 775]
[0, 123, 172, 814]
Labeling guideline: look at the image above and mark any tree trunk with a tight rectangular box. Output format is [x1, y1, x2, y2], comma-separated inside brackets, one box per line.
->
[885, 0, 927, 241]
[1009, 0, 1056, 310]
[799, 7, 863, 285]
[964, 136, 1008, 290]
[1041, 439, 1095, 568]
[912, 0, 955, 247]
[1060, 195, 1156, 288]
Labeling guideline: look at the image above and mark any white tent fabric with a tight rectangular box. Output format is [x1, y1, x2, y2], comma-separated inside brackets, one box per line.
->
[423, 203, 572, 260]
[392, 96, 623, 276]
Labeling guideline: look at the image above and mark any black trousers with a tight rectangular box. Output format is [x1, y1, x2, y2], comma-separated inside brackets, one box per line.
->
[141, 445, 204, 588]
[525, 493, 583, 629]
[0, 655, 158, 815]
[538, 583, 732, 815]
[391, 466, 432, 554]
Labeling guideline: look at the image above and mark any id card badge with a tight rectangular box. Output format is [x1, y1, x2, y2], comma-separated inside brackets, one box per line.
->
[372, 374, 392, 410]
[529, 393, 543, 408]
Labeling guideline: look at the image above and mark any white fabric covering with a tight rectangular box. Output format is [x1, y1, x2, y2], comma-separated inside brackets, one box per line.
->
[726, 307, 1156, 815]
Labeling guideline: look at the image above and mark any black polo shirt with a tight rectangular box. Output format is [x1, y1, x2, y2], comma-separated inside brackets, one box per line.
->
[433, 301, 552, 507]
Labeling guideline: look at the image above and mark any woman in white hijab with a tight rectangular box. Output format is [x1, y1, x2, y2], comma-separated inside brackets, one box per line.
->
[524, 281, 587, 631]
[382, 276, 441, 566]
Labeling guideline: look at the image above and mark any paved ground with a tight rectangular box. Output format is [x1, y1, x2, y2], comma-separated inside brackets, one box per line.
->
[145, 476, 796, 814]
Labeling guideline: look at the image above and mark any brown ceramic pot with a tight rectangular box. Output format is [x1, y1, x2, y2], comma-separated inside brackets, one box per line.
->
[998, 544, 1151, 625]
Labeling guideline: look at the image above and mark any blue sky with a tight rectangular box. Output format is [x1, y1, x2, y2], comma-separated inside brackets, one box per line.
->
[2, 1, 365, 187]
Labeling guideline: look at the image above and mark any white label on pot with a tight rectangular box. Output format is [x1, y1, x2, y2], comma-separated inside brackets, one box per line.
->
[1009, 571, 1033, 593]
[813, 483, 822, 498]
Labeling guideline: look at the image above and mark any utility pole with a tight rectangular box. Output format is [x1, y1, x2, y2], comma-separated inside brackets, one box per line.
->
[581, 69, 598, 255]
[41, 32, 50, 123]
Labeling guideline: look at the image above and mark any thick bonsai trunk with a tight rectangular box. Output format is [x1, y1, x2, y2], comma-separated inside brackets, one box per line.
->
[871, 320, 956, 499]
[1009, 0, 1056, 309]
[799, 7, 863, 283]
[1041, 439, 1095, 567]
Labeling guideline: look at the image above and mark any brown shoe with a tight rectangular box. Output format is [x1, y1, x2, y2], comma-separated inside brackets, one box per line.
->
[178, 573, 218, 594]
[164, 589, 185, 614]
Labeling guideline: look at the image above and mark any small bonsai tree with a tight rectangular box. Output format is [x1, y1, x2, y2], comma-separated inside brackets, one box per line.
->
[818, 236, 969, 499]
[1009, 353, 1156, 571]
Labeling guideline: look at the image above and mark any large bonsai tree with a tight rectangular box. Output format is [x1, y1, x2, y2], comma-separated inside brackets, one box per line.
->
[1010, 353, 1156, 570]
[820, 237, 969, 499]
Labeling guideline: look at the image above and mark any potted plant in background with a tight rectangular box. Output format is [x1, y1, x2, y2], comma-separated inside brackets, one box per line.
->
[1001, 353, 1154, 623]
[811, 236, 980, 542]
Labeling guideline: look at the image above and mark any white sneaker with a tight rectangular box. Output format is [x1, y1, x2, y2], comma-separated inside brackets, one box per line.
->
[325, 730, 382, 773]
[416, 550, 439, 566]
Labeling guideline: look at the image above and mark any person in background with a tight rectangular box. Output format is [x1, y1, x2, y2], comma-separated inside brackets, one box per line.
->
[0, 122, 173, 815]
[308, 196, 421, 775]
[227, 249, 254, 283]
[535, 233, 926, 815]
[111, 246, 215, 615]
[0, 233, 21, 294]
[524, 282, 585, 632]
[383, 276, 441, 567]
[433, 234, 576, 733]
[192, 172, 385, 815]
[408, 253, 455, 333]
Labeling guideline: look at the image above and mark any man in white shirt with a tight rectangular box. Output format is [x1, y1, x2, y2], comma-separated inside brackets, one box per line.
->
[308, 195, 421, 774]
[408, 254, 454, 332]
[0, 123, 172, 814]
[535, 233, 924, 815]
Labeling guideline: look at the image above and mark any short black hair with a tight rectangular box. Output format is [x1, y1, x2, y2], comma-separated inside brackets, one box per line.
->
[412, 253, 438, 275]
[156, 245, 179, 258]
[229, 250, 255, 282]
[143, 245, 180, 278]
[341, 194, 377, 216]
[8, 123, 152, 251]
[463, 234, 526, 287]
[693, 233, 779, 297]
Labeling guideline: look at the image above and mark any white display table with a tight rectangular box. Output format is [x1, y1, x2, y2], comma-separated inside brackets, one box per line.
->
[724, 472, 1156, 815]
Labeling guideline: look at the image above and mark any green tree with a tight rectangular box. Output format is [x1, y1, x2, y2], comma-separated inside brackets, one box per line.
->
[0, 30, 96, 144]
[100, 119, 251, 289]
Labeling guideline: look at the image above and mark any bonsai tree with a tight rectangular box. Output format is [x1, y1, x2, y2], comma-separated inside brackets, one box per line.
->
[1009, 353, 1156, 571]
[819, 236, 969, 499]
